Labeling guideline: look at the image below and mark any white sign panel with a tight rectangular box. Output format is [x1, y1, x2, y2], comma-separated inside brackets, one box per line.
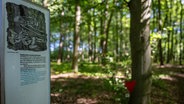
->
[0, 0, 50, 104]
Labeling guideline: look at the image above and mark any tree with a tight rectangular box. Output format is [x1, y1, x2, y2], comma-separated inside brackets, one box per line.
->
[128, 0, 152, 104]
[158, 0, 164, 65]
[179, 0, 183, 65]
[99, 0, 114, 65]
[72, 0, 81, 72]
[57, 32, 64, 64]
[87, 11, 93, 62]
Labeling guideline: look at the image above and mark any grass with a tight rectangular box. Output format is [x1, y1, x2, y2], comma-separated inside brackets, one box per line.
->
[51, 62, 73, 74]
[51, 62, 118, 77]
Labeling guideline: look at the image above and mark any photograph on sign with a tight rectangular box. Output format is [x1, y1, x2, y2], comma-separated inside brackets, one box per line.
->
[6, 2, 47, 51]
[1, 0, 50, 104]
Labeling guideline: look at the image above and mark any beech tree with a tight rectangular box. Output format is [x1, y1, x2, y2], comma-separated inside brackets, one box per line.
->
[128, 0, 152, 104]
[72, 0, 81, 72]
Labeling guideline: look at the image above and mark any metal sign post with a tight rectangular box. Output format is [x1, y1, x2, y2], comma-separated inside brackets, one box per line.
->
[0, 0, 50, 104]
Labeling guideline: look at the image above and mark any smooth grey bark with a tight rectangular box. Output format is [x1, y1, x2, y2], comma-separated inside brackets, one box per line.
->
[128, 0, 152, 104]
[72, 0, 81, 72]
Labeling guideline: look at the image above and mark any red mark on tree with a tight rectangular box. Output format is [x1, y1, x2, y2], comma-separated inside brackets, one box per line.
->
[125, 80, 136, 93]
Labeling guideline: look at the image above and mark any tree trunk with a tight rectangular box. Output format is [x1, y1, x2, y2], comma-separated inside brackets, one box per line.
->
[170, 29, 174, 62]
[119, 10, 124, 61]
[167, 0, 174, 63]
[166, 30, 171, 63]
[57, 11, 65, 65]
[93, 10, 97, 63]
[66, 34, 71, 62]
[115, 11, 119, 62]
[100, 0, 114, 65]
[72, 0, 81, 72]
[88, 17, 93, 62]
[128, 0, 152, 104]
[158, 0, 164, 65]
[180, 0, 183, 65]
[57, 33, 64, 65]
[105, 11, 114, 53]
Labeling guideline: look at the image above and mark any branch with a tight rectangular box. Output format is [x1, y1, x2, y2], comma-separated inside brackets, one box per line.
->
[124, 0, 129, 4]
[123, 0, 130, 7]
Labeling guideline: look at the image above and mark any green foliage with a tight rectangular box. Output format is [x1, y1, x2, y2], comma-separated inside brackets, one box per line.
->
[50, 49, 59, 61]
[150, 32, 162, 60]
[47, 0, 184, 66]
[51, 60, 132, 103]
[79, 63, 109, 77]
[51, 81, 63, 93]
[103, 60, 131, 103]
[152, 77, 168, 91]
[51, 62, 73, 74]
[105, 77, 129, 103]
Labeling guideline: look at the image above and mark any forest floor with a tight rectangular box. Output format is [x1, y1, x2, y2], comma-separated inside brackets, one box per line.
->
[151, 64, 184, 104]
[50, 64, 184, 104]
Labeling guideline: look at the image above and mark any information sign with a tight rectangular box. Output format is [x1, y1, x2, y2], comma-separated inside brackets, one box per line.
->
[0, 0, 50, 104]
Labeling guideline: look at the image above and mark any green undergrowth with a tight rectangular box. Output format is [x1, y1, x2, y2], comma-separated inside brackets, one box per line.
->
[51, 62, 184, 104]
[51, 62, 73, 74]
[50, 62, 129, 77]
[51, 61, 131, 103]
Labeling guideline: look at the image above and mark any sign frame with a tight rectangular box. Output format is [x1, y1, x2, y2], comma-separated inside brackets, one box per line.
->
[0, 0, 50, 104]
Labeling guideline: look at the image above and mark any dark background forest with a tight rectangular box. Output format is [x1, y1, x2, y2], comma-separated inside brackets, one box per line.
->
[31, 0, 184, 104]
